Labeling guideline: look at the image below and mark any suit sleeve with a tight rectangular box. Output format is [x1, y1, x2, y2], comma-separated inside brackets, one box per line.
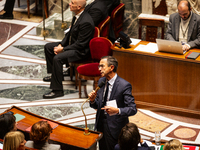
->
[62, 22, 94, 51]
[187, 18, 200, 48]
[120, 83, 137, 116]
[165, 15, 176, 41]
[89, 8, 103, 26]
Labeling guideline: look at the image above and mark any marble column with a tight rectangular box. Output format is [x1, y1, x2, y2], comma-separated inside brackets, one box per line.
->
[123, 0, 141, 38]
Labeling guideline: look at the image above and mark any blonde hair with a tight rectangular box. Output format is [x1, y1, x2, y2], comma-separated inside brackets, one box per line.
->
[163, 139, 185, 150]
[3, 131, 25, 150]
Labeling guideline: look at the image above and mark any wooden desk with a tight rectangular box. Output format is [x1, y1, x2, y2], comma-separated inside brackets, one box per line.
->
[2, 106, 102, 150]
[112, 41, 200, 115]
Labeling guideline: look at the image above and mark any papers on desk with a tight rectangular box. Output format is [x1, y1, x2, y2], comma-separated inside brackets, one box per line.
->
[14, 113, 25, 122]
[130, 38, 141, 45]
[134, 43, 158, 53]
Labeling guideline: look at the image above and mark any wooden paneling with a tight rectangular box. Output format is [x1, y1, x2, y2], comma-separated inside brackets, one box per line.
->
[1, 106, 102, 150]
[112, 42, 200, 115]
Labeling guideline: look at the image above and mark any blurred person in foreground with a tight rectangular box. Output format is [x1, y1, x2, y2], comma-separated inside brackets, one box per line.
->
[25, 121, 61, 150]
[163, 139, 185, 150]
[114, 123, 151, 150]
[0, 112, 17, 139]
[3, 131, 26, 150]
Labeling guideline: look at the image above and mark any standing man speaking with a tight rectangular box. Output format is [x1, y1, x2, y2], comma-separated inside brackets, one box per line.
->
[89, 56, 137, 150]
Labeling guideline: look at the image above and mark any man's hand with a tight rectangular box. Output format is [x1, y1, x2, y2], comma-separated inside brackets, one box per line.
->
[88, 90, 97, 102]
[54, 44, 63, 55]
[101, 106, 119, 115]
[182, 44, 190, 51]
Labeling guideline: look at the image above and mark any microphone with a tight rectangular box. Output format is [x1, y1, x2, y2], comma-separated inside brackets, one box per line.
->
[81, 81, 105, 135]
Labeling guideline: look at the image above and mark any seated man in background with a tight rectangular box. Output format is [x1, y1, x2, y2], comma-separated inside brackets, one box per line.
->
[0, 0, 15, 19]
[166, 0, 200, 51]
[85, 0, 108, 26]
[114, 123, 151, 150]
[25, 121, 61, 150]
[42, 0, 94, 99]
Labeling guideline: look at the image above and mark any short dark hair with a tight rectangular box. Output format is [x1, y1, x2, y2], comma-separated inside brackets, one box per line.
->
[101, 56, 118, 72]
[177, 0, 191, 11]
[0, 112, 16, 139]
[30, 121, 52, 144]
[118, 123, 140, 150]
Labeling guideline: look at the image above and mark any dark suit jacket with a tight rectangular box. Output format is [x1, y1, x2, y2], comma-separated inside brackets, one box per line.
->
[166, 12, 200, 49]
[60, 11, 94, 62]
[104, 0, 120, 15]
[114, 142, 151, 150]
[85, 0, 108, 26]
[90, 75, 137, 140]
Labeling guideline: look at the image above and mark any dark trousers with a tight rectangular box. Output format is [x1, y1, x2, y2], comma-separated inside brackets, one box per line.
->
[98, 118, 118, 150]
[44, 42, 72, 91]
[4, 0, 15, 14]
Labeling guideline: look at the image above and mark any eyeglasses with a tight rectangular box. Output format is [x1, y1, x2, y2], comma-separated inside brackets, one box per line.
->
[98, 64, 105, 69]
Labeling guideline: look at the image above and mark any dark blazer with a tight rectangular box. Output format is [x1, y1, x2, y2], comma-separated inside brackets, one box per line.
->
[104, 0, 120, 15]
[85, 0, 108, 26]
[60, 11, 95, 62]
[90, 75, 137, 140]
[166, 12, 200, 49]
[114, 142, 151, 150]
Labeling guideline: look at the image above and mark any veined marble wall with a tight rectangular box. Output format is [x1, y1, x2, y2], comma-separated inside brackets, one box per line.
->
[46, 0, 200, 39]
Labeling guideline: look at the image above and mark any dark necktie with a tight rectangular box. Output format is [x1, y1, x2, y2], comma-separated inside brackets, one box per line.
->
[69, 16, 76, 45]
[102, 82, 109, 107]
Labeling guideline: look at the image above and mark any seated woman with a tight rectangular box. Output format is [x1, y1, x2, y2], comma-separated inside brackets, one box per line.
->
[163, 139, 185, 150]
[114, 123, 151, 150]
[3, 131, 26, 150]
[0, 112, 17, 139]
[25, 121, 61, 150]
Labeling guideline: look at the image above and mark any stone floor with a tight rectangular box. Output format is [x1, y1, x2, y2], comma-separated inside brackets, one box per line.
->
[0, 0, 199, 147]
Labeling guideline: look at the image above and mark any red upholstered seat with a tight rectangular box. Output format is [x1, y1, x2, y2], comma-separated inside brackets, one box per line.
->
[111, 3, 125, 39]
[77, 63, 100, 76]
[77, 37, 112, 98]
[69, 27, 100, 89]
[98, 16, 110, 38]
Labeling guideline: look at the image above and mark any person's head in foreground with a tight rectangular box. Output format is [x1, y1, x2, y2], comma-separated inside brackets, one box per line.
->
[3, 131, 26, 150]
[0, 112, 17, 139]
[163, 139, 185, 150]
[118, 123, 140, 150]
[30, 121, 52, 144]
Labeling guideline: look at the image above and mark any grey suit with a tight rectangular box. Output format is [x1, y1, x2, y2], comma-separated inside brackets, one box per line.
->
[25, 141, 61, 150]
[166, 12, 200, 49]
[90, 75, 137, 150]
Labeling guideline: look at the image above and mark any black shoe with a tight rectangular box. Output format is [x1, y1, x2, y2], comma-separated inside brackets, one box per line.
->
[63, 69, 70, 76]
[43, 76, 51, 82]
[43, 90, 64, 99]
[0, 13, 13, 19]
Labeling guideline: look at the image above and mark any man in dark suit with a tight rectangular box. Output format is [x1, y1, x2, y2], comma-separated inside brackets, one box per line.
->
[166, 0, 200, 51]
[89, 56, 137, 150]
[85, 0, 108, 26]
[0, 0, 15, 19]
[43, 0, 94, 99]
